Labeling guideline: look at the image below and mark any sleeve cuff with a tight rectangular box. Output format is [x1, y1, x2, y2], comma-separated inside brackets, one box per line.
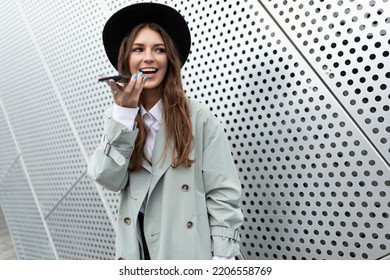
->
[212, 256, 235, 260]
[211, 235, 240, 257]
[112, 103, 139, 130]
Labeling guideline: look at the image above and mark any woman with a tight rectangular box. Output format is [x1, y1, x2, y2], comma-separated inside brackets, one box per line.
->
[88, 2, 243, 260]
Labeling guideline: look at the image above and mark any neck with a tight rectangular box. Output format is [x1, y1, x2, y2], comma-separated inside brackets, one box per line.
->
[142, 89, 162, 111]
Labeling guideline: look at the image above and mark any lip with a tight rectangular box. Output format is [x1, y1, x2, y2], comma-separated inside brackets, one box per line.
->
[144, 73, 156, 80]
[139, 67, 158, 80]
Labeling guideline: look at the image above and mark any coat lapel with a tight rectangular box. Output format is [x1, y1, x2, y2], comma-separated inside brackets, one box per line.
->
[142, 159, 152, 173]
[149, 122, 174, 194]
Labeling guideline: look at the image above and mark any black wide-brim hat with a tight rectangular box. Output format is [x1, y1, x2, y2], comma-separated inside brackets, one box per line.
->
[102, 2, 191, 70]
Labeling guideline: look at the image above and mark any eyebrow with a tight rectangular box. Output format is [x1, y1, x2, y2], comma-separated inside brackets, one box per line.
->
[132, 43, 165, 47]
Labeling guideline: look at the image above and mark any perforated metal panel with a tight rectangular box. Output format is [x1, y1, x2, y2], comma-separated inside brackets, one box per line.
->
[0, 105, 18, 180]
[0, 0, 116, 259]
[181, 0, 390, 260]
[263, 0, 389, 162]
[0, 1, 87, 216]
[0, 0, 389, 260]
[46, 175, 116, 259]
[0, 159, 55, 259]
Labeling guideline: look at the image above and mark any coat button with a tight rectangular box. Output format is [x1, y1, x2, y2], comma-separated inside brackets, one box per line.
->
[181, 184, 189, 191]
[124, 217, 131, 225]
[186, 221, 193, 228]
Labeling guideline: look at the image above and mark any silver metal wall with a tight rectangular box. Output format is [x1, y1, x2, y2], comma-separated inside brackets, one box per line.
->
[0, 0, 388, 260]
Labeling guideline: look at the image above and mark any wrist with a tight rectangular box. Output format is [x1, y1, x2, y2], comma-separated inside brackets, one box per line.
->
[112, 103, 139, 130]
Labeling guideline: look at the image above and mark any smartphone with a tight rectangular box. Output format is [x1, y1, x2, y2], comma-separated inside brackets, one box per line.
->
[98, 75, 131, 82]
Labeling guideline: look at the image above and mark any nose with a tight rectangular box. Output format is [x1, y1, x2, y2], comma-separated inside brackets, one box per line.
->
[142, 48, 155, 63]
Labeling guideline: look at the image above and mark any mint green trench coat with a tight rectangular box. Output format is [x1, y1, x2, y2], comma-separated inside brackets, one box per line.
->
[87, 99, 243, 260]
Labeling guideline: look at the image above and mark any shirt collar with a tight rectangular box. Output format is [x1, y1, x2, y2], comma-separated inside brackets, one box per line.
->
[140, 99, 163, 123]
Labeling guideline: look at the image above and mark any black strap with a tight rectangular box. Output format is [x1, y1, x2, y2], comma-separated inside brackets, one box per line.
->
[138, 212, 151, 260]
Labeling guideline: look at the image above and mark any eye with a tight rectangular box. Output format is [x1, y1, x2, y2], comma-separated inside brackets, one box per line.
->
[132, 47, 143, 53]
[155, 47, 166, 53]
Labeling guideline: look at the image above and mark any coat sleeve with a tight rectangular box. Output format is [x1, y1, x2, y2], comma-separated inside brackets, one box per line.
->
[202, 114, 244, 258]
[87, 108, 138, 192]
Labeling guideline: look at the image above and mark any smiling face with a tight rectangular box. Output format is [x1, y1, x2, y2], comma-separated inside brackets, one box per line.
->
[129, 27, 168, 95]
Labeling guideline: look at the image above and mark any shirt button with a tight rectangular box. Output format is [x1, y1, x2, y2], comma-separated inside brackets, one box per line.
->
[124, 217, 131, 225]
[181, 184, 189, 191]
[187, 221, 193, 228]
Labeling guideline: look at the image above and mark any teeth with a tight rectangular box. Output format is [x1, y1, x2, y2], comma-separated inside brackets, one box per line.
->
[140, 68, 157, 73]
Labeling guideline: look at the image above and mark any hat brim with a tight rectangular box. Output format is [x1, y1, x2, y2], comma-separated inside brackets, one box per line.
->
[102, 3, 191, 70]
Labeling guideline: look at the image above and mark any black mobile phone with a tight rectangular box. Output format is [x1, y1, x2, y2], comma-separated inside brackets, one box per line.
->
[98, 75, 131, 82]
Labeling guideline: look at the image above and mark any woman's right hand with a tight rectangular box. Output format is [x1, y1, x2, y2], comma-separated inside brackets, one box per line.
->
[104, 72, 147, 108]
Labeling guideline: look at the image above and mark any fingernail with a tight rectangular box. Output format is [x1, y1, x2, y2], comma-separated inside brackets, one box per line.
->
[108, 79, 115, 84]
[133, 73, 138, 79]
[143, 76, 148, 81]
[139, 72, 143, 77]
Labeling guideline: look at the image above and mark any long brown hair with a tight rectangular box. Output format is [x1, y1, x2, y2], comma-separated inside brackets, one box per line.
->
[117, 23, 193, 171]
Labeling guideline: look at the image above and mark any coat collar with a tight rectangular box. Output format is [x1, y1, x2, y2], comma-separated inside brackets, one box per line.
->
[140, 99, 163, 124]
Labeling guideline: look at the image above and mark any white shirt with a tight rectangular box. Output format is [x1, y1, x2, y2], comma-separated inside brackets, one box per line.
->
[112, 100, 163, 157]
[112, 101, 233, 260]
[139, 100, 163, 160]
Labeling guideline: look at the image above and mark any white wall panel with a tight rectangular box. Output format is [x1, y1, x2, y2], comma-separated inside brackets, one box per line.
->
[0, 105, 18, 180]
[0, 1, 87, 216]
[0, 159, 55, 259]
[261, 0, 389, 163]
[46, 175, 115, 260]
[0, 0, 388, 260]
[18, 0, 111, 155]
